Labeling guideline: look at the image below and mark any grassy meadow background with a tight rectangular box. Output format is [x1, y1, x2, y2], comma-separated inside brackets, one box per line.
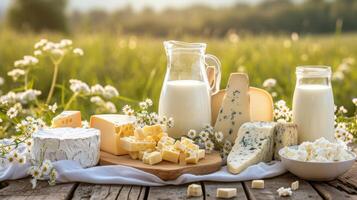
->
[0, 0, 357, 120]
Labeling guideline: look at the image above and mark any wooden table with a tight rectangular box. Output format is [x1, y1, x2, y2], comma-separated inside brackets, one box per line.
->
[1, 163, 356, 200]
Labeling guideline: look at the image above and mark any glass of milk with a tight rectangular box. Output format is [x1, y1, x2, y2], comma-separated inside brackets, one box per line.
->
[292, 66, 335, 143]
[159, 41, 221, 138]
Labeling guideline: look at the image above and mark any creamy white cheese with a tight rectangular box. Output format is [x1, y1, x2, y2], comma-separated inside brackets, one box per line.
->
[281, 137, 354, 162]
[32, 128, 100, 168]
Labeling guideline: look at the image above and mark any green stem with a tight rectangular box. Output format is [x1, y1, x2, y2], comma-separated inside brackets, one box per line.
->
[64, 93, 78, 110]
[24, 68, 29, 90]
[46, 62, 60, 104]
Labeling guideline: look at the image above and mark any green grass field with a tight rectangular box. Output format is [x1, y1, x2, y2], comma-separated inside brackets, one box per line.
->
[0, 30, 356, 119]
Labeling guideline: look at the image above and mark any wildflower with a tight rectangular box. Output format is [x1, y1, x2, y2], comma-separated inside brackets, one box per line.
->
[49, 170, 57, 186]
[332, 71, 344, 81]
[105, 102, 117, 113]
[42, 42, 55, 51]
[338, 106, 348, 114]
[139, 101, 148, 110]
[103, 85, 119, 99]
[335, 128, 353, 144]
[16, 89, 42, 104]
[263, 78, 277, 88]
[338, 63, 350, 73]
[73, 48, 84, 56]
[23, 56, 39, 65]
[214, 131, 224, 142]
[145, 99, 153, 106]
[291, 32, 299, 41]
[82, 120, 89, 128]
[34, 39, 48, 49]
[51, 49, 64, 57]
[60, 39, 73, 47]
[6, 154, 15, 163]
[48, 103, 57, 113]
[187, 129, 197, 139]
[90, 96, 104, 105]
[199, 130, 209, 141]
[0, 76, 4, 86]
[122, 105, 132, 114]
[7, 105, 19, 118]
[352, 98, 357, 106]
[91, 84, 105, 95]
[18, 156, 26, 164]
[29, 166, 42, 179]
[204, 140, 214, 152]
[34, 50, 42, 56]
[7, 69, 25, 81]
[69, 79, 90, 95]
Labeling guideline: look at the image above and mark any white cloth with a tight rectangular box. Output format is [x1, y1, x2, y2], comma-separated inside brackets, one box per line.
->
[0, 160, 286, 186]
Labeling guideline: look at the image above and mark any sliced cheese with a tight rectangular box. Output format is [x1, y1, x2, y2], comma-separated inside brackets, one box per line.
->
[120, 136, 156, 152]
[251, 180, 265, 189]
[249, 87, 274, 121]
[216, 188, 237, 198]
[187, 184, 203, 197]
[90, 114, 136, 155]
[52, 111, 82, 128]
[214, 73, 251, 143]
[227, 122, 275, 174]
[274, 123, 298, 160]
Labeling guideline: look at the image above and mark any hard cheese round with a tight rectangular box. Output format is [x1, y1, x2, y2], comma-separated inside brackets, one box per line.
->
[32, 128, 100, 168]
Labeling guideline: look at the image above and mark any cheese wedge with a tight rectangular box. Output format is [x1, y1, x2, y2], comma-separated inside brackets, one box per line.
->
[227, 122, 275, 174]
[52, 111, 82, 128]
[274, 123, 298, 160]
[90, 114, 136, 155]
[214, 73, 251, 143]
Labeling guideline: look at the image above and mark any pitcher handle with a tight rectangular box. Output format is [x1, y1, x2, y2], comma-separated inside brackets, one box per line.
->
[205, 54, 221, 94]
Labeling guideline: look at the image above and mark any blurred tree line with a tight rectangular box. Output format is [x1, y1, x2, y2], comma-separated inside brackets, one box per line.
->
[6, 0, 357, 36]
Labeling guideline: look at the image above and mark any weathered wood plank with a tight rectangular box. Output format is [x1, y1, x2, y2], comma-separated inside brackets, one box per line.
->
[71, 183, 122, 200]
[204, 181, 248, 200]
[147, 183, 203, 200]
[311, 182, 357, 200]
[243, 173, 322, 200]
[0, 178, 77, 200]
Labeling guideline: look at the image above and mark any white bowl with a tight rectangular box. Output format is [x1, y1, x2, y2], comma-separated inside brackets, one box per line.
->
[279, 146, 356, 181]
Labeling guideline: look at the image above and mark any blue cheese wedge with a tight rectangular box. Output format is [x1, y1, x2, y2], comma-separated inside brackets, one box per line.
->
[274, 123, 298, 160]
[227, 122, 275, 174]
[214, 73, 250, 143]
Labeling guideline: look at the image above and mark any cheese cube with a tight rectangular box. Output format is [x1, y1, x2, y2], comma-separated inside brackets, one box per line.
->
[120, 136, 156, 152]
[90, 114, 136, 155]
[157, 136, 175, 150]
[291, 181, 299, 191]
[174, 141, 185, 152]
[142, 151, 162, 165]
[128, 151, 139, 160]
[52, 111, 82, 128]
[251, 180, 264, 189]
[143, 124, 164, 142]
[161, 147, 180, 163]
[216, 188, 237, 198]
[138, 149, 155, 160]
[179, 152, 187, 165]
[187, 184, 202, 197]
[185, 151, 199, 164]
[198, 149, 205, 160]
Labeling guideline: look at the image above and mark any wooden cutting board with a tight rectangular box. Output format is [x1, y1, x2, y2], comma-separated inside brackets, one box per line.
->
[100, 151, 222, 180]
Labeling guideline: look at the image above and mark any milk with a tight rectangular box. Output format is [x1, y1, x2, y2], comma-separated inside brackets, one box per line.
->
[159, 80, 211, 138]
[292, 84, 335, 143]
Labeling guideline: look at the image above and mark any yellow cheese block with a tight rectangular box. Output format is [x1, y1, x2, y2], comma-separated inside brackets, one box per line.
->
[143, 124, 164, 142]
[90, 114, 136, 155]
[120, 136, 156, 152]
[161, 147, 180, 163]
[143, 151, 162, 165]
[52, 111, 82, 128]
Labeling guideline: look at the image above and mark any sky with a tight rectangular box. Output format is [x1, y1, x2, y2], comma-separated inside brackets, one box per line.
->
[0, 0, 263, 14]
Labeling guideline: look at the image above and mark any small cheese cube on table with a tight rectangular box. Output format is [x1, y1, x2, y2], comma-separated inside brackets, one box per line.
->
[291, 181, 299, 191]
[142, 151, 162, 165]
[120, 136, 156, 152]
[187, 184, 202, 197]
[251, 180, 264, 189]
[52, 111, 82, 128]
[216, 188, 237, 198]
[90, 114, 135, 155]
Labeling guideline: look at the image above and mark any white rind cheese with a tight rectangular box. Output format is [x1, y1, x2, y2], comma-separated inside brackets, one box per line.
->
[32, 128, 100, 168]
[227, 122, 275, 174]
[214, 73, 250, 143]
[274, 123, 298, 160]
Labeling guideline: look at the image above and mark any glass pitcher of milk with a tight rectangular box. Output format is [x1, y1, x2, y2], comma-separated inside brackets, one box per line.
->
[292, 66, 335, 143]
[159, 41, 221, 138]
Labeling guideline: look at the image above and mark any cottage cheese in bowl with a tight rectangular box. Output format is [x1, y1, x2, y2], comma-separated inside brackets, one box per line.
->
[279, 137, 356, 181]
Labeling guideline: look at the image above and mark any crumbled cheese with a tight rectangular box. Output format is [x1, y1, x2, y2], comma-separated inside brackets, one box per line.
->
[291, 181, 299, 191]
[277, 187, 292, 197]
[280, 137, 354, 162]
